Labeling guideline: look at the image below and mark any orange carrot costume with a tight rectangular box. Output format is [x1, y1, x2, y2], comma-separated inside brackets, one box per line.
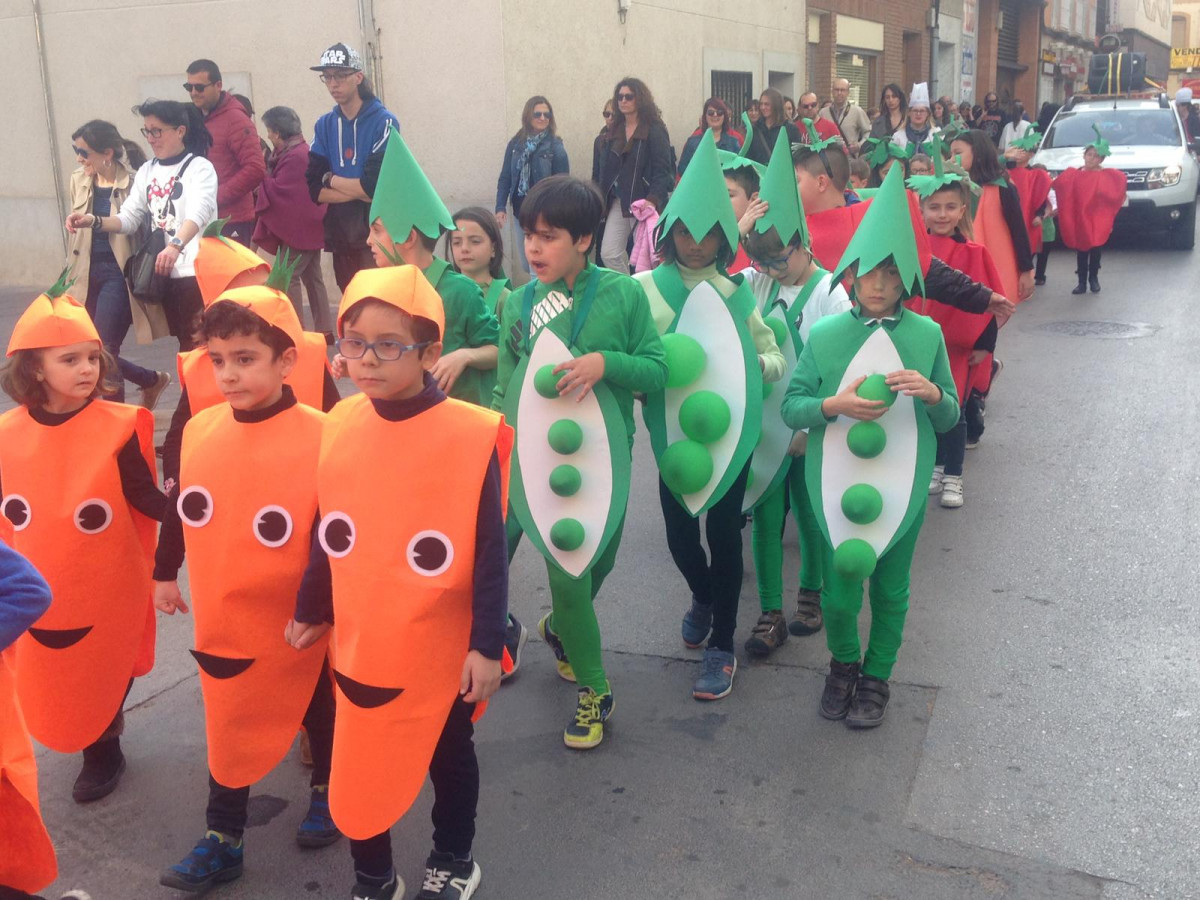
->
[0, 291, 158, 753]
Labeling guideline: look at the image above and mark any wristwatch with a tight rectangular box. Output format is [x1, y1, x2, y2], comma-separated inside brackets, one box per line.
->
[168, 236, 184, 250]
[90, 215, 103, 231]
[322, 171, 334, 188]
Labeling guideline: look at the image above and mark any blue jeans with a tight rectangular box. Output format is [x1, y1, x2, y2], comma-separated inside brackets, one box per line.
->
[86, 255, 157, 401]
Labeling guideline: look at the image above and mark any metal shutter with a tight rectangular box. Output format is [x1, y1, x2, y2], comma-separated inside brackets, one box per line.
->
[836, 51, 874, 109]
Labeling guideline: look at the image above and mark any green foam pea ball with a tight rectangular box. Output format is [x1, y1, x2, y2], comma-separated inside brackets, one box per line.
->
[550, 518, 585, 551]
[678, 390, 731, 444]
[660, 439, 713, 495]
[765, 316, 789, 351]
[841, 483, 883, 525]
[833, 539, 878, 580]
[662, 333, 707, 389]
[534, 364, 561, 399]
[856, 373, 896, 408]
[846, 421, 887, 459]
[547, 419, 584, 455]
[549, 465, 582, 497]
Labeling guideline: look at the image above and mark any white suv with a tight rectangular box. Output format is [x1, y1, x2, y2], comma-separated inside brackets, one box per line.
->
[1032, 94, 1199, 249]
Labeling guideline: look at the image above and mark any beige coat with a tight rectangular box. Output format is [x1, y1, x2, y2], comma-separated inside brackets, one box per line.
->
[66, 166, 170, 344]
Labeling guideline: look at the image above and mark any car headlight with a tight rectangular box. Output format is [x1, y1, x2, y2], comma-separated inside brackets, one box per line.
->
[1148, 165, 1182, 187]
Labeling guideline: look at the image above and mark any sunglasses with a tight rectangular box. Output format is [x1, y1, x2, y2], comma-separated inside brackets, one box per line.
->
[706, 109, 723, 117]
[602, 111, 613, 118]
[617, 92, 635, 101]
[532, 111, 551, 120]
[73, 145, 91, 158]
[182, 82, 212, 93]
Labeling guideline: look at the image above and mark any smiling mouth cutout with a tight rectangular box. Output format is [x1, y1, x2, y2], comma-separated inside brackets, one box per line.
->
[333, 669, 405, 709]
[190, 649, 255, 679]
[27, 626, 93, 649]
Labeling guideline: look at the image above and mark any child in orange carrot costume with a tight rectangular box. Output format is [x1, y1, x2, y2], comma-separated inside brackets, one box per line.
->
[0, 273, 165, 804]
[288, 265, 511, 900]
[152, 290, 340, 893]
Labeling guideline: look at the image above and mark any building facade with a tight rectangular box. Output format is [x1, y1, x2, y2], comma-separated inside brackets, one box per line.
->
[1099, 0, 1173, 83]
[1169, 2, 1200, 93]
[1041, 0, 1099, 106]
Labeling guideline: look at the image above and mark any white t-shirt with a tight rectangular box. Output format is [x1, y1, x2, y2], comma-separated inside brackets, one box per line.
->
[744, 267, 852, 347]
[999, 120, 1034, 151]
[117, 153, 218, 279]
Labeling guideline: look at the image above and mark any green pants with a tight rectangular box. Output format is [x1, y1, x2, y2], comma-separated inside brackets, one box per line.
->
[750, 456, 825, 612]
[821, 509, 925, 681]
[507, 506, 625, 695]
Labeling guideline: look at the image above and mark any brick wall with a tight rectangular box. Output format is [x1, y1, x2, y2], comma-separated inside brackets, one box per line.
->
[808, 0, 931, 101]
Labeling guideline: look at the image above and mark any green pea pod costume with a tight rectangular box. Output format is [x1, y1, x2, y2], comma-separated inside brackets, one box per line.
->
[741, 296, 799, 513]
[644, 268, 762, 517]
[503, 327, 630, 578]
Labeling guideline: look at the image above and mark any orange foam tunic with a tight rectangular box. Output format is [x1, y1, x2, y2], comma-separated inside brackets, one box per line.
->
[972, 184, 1022, 307]
[317, 394, 512, 840]
[0, 402, 156, 752]
[178, 401, 329, 788]
[177, 332, 331, 414]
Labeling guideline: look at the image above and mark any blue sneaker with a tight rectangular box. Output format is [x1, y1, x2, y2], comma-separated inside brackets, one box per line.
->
[296, 785, 341, 848]
[692, 648, 737, 700]
[160, 831, 243, 892]
[681, 599, 713, 649]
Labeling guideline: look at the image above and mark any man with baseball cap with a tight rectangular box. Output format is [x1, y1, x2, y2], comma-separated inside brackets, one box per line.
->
[305, 43, 399, 291]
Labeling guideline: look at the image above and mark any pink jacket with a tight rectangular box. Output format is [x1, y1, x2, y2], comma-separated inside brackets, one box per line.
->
[253, 138, 326, 252]
[629, 198, 661, 273]
[204, 92, 267, 222]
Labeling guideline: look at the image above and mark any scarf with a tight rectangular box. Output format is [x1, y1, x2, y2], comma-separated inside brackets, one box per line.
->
[515, 130, 549, 198]
[904, 122, 932, 153]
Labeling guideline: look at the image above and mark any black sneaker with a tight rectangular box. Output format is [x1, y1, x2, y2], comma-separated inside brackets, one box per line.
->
[819, 658, 860, 720]
[744, 610, 788, 657]
[415, 851, 482, 899]
[351, 871, 403, 900]
[500, 613, 528, 683]
[846, 674, 890, 729]
[788, 588, 824, 636]
[160, 831, 244, 892]
[72, 738, 126, 803]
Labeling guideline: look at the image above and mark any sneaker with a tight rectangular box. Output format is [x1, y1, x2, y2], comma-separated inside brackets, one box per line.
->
[351, 871, 404, 900]
[681, 598, 713, 649]
[416, 851, 482, 899]
[692, 648, 737, 701]
[965, 437, 980, 450]
[1034, 275, 1046, 285]
[744, 610, 788, 658]
[928, 464, 945, 495]
[500, 613, 528, 682]
[72, 738, 125, 803]
[846, 674, 890, 729]
[139, 371, 171, 411]
[296, 785, 341, 848]
[991, 358, 1004, 384]
[563, 687, 614, 750]
[159, 831, 244, 892]
[537, 613, 575, 683]
[819, 658, 860, 720]
[788, 588, 824, 636]
[940, 474, 964, 509]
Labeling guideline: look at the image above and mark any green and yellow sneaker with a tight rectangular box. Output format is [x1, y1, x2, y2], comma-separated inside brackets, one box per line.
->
[537, 612, 575, 683]
[563, 687, 614, 750]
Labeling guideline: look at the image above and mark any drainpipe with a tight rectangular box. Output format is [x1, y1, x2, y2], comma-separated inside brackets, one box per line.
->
[33, 0, 67, 257]
[358, 0, 384, 104]
[929, 0, 942, 102]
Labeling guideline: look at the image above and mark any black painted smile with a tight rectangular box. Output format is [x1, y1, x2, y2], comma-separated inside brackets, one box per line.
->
[333, 669, 404, 709]
[190, 649, 255, 679]
[28, 626, 93, 649]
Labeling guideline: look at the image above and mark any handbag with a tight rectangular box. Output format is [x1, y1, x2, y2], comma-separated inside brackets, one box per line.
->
[124, 154, 195, 305]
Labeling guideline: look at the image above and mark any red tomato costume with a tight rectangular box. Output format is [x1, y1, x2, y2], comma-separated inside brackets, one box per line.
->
[1052, 167, 1128, 252]
[1008, 166, 1052, 256]
[808, 191, 934, 276]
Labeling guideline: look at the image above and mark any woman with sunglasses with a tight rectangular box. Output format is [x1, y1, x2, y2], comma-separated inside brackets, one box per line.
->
[595, 77, 674, 272]
[67, 100, 216, 353]
[677, 97, 741, 176]
[63, 119, 172, 407]
[495, 95, 568, 273]
[869, 83, 908, 140]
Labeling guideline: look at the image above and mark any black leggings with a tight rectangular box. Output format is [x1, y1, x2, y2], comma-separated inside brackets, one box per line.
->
[161, 276, 205, 352]
[657, 463, 750, 653]
[1075, 248, 1101, 279]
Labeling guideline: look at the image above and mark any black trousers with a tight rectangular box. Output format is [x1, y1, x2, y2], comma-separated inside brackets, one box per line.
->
[657, 463, 750, 653]
[332, 247, 376, 294]
[350, 696, 479, 879]
[1075, 248, 1101, 280]
[162, 276, 205, 352]
[206, 663, 335, 839]
[1034, 248, 1050, 280]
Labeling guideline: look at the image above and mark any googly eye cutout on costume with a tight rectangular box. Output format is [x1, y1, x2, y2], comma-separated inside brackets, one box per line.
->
[252, 505, 293, 548]
[406, 530, 454, 577]
[178, 486, 214, 527]
[1, 494, 32, 531]
[318, 512, 356, 558]
[74, 499, 113, 535]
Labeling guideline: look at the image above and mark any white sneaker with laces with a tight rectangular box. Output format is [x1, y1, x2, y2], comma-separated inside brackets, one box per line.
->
[940, 474, 964, 508]
[928, 465, 945, 495]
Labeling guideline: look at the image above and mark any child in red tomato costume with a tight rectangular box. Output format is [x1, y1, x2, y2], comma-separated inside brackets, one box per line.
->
[1052, 126, 1128, 295]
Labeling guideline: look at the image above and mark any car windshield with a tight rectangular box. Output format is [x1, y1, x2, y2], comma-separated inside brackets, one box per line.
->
[1043, 108, 1180, 148]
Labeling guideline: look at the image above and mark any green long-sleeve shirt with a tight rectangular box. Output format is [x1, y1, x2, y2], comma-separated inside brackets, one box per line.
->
[492, 262, 668, 443]
[424, 257, 500, 407]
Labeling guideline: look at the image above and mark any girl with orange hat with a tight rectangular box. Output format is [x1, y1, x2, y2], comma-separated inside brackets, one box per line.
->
[0, 272, 165, 804]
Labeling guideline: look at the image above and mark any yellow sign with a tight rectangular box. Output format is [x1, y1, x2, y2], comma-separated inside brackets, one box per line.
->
[1172, 47, 1200, 69]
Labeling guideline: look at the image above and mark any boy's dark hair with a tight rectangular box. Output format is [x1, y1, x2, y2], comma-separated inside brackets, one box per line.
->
[342, 299, 441, 349]
[187, 59, 222, 83]
[742, 225, 799, 262]
[849, 157, 871, 182]
[658, 221, 734, 269]
[792, 142, 850, 191]
[451, 207, 505, 279]
[724, 166, 760, 198]
[1, 347, 116, 408]
[202, 300, 295, 359]
[909, 152, 933, 170]
[517, 175, 604, 252]
[415, 231, 439, 253]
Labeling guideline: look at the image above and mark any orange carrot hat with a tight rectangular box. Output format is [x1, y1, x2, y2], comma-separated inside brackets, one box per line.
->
[211, 249, 306, 350]
[337, 265, 445, 340]
[194, 218, 270, 307]
[6, 269, 100, 356]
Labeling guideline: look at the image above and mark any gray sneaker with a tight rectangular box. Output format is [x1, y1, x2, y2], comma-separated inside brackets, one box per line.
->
[681, 598, 713, 649]
[692, 648, 736, 701]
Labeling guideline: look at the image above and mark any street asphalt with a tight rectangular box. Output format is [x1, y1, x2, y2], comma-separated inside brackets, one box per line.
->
[1, 235, 1195, 900]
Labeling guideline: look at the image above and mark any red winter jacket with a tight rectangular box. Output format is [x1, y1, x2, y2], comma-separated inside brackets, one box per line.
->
[203, 92, 266, 222]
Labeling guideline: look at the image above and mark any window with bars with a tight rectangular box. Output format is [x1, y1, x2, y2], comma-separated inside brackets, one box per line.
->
[712, 70, 754, 117]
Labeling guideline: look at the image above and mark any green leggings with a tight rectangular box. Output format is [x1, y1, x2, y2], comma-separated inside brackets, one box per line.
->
[751, 456, 826, 612]
[821, 509, 925, 681]
[507, 508, 625, 695]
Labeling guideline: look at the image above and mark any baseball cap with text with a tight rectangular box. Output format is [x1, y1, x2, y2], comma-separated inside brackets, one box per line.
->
[311, 43, 363, 72]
